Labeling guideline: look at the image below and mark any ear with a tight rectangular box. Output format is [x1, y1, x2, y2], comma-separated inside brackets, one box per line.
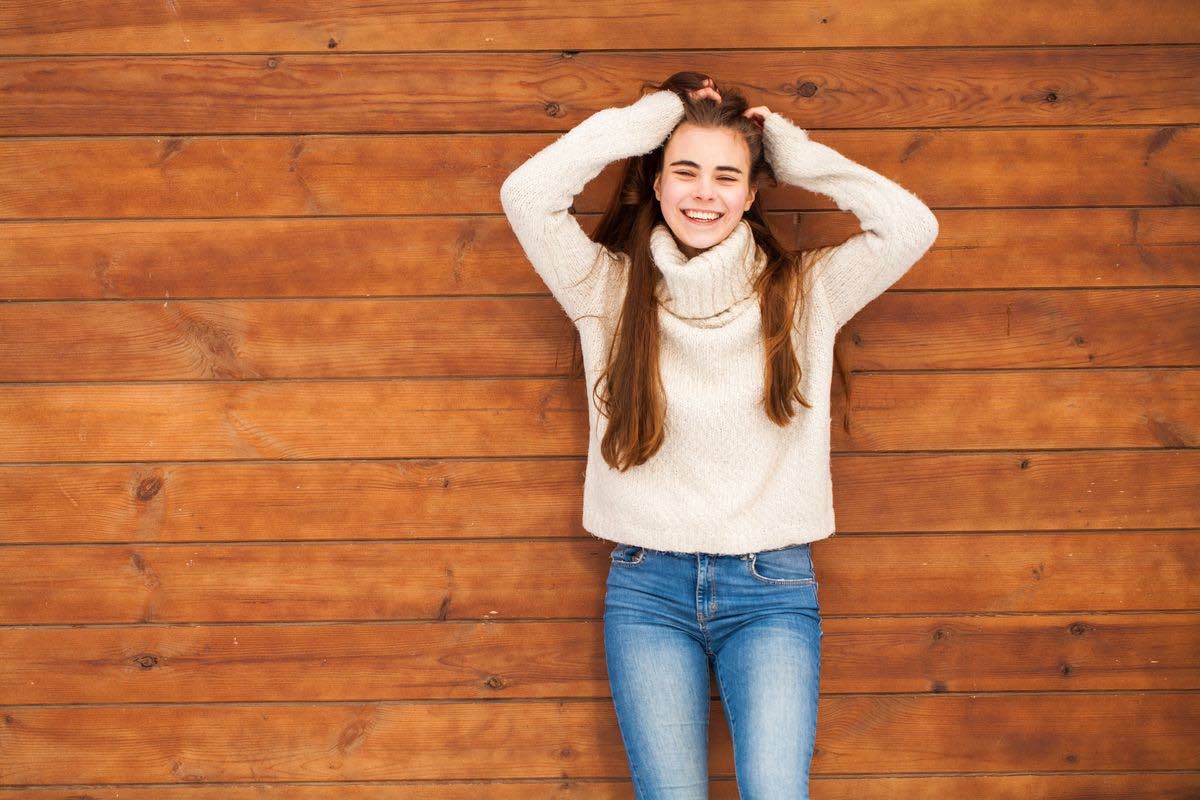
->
[744, 185, 757, 210]
[653, 171, 662, 201]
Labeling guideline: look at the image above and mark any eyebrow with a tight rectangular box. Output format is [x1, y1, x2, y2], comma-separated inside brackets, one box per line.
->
[668, 159, 744, 175]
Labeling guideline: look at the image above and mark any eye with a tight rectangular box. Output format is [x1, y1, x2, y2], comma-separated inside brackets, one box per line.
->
[674, 171, 739, 182]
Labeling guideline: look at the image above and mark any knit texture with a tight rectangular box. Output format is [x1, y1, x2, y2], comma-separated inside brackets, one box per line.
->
[500, 89, 939, 554]
[650, 217, 765, 320]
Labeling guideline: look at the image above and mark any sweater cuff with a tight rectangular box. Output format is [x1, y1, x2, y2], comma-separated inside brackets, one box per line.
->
[640, 88, 685, 114]
[762, 111, 816, 181]
[631, 89, 686, 141]
[763, 110, 810, 142]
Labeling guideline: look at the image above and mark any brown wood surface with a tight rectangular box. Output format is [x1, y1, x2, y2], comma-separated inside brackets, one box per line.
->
[1, 208, 1197, 301]
[1, 609, 1198, 705]
[1, 0, 1197, 795]
[2, 0, 1199, 53]
[0, 450, 1197, 543]
[1, 451, 1196, 543]
[1, 532, 1196, 625]
[0, 775, 1197, 799]
[0, 370, 1195, 461]
[0, 288, 1197, 380]
[0, 694, 1197, 784]
[0, 128, 1197, 219]
[1, 48, 1198, 134]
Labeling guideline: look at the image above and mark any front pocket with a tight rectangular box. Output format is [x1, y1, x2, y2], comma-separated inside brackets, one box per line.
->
[610, 544, 647, 566]
[748, 544, 816, 585]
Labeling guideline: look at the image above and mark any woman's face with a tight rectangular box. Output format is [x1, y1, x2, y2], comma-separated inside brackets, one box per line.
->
[654, 123, 757, 258]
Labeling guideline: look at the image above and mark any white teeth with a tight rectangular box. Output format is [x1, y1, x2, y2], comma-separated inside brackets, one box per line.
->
[683, 210, 721, 221]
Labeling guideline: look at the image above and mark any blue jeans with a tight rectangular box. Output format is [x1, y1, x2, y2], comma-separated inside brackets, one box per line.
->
[603, 542, 822, 799]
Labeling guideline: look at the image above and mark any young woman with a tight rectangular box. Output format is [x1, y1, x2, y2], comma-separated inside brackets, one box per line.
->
[500, 72, 938, 799]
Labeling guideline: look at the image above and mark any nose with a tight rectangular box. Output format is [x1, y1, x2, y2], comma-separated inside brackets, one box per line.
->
[693, 177, 716, 199]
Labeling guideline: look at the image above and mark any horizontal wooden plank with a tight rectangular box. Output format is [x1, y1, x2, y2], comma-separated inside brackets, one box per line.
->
[0, 296, 584, 381]
[836, 368, 1198, 449]
[0, 128, 1196, 220]
[1, 775, 1198, 800]
[0, 288, 1196, 382]
[4, 774, 1199, 800]
[1, 208, 1196, 302]
[0, 533, 1195, 624]
[2, 0, 1198, 54]
[803, 206, 1200, 291]
[2, 48, 1198, 134]
[0, 378, 586, 461]
[0, 694, 1197, 784]
[843, 288, 1200, 369]
[0, 371, 1194, 461]
[1, 451, 1193, 545]
[0, 459, 583, 542]
[1, 611, 1196, 704]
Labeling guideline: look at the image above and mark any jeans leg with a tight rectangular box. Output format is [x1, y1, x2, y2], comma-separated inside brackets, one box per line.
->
[711, 609, 821, 799]
[604, 598, 710, 798]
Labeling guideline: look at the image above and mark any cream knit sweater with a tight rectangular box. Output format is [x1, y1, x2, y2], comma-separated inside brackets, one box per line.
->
[500, 89, 939, 555]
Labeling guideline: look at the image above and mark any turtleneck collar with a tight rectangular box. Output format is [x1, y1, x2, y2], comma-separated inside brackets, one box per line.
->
[650, 219, 765, 320]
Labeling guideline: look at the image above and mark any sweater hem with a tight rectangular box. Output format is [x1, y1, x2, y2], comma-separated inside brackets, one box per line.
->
[582, 516, 837, 556]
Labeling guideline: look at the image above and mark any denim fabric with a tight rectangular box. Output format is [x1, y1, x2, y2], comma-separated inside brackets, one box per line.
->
[604, 542, 822, 799]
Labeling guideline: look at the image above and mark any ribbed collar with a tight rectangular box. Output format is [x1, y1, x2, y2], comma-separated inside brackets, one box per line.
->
[650, 219, 765, 320]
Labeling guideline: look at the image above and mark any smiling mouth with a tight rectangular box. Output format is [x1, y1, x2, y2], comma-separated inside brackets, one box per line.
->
[682, 210, 724, 225]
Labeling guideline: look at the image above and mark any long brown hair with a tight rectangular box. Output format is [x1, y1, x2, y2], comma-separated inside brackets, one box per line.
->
[570, 72, 837, 472]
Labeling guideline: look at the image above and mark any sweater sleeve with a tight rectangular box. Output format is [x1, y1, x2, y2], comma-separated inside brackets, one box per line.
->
[762, 111, 939, 331]
[499, 90, 686, 321]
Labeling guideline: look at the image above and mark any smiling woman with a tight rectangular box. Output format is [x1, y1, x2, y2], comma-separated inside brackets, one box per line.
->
[499, 70, 938, 800]
[499, 68, 937, 524]
[500, 71, 936, 482]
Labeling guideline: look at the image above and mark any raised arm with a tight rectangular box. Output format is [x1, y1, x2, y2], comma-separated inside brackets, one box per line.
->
[499, 89, 686, 321]
[762, 112, 939, 331]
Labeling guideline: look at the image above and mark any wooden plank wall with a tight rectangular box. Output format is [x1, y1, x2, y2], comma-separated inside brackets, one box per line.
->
[1, 1, 1198, 796]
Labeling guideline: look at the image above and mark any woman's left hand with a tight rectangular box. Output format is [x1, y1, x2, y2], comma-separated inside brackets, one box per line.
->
[743, 105, 772, 128]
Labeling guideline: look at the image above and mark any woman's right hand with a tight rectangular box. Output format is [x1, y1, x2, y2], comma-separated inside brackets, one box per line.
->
[687, 78, 721, 104]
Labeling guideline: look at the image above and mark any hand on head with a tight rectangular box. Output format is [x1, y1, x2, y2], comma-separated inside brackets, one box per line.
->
[687, 78, 722, 104]
[685, 79, 771, 127]
[743, 105, 771, 128]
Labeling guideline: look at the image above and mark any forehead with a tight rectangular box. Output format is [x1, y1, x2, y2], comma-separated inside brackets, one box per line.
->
[663, 123, 750, 172]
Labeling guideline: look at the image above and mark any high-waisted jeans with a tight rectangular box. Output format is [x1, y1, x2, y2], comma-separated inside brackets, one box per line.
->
[603, 541, 822, 799]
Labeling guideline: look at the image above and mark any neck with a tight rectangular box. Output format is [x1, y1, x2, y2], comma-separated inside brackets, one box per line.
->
[649, 219, 765, 320]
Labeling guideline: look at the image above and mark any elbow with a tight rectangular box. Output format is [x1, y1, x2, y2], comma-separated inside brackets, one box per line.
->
[500, 170, 539, 225]
[499, 171, 522, 216]
[912, 204, 939, 253]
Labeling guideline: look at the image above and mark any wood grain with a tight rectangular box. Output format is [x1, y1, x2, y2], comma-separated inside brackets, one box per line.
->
[1, 611, 1198, 706]
[0, 208, 1196, 302]
[1, 48, 1198, 134]
[0, 533, 1195, 624]
[2, 0, 1198, 53]
[1, 128, 1197, 219]
[0, 694, 1197, 784]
